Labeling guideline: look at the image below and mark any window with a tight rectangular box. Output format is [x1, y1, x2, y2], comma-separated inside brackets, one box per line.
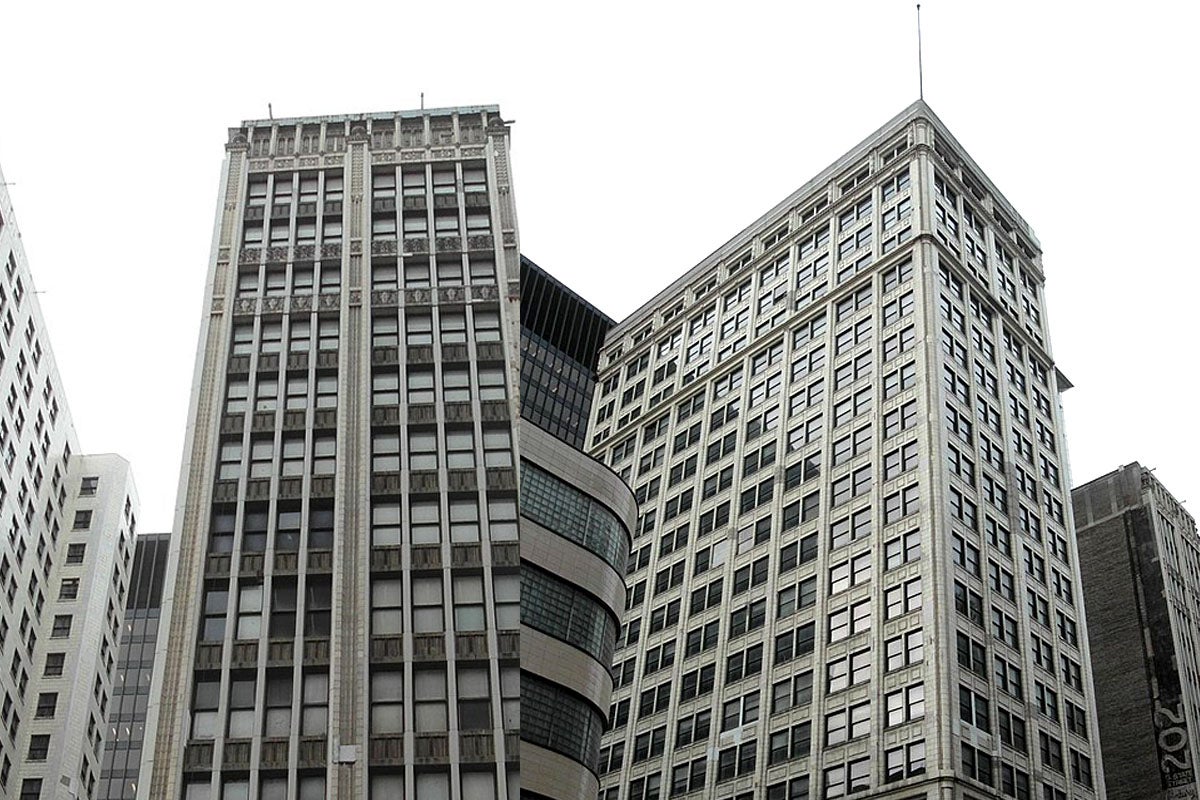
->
[457, 667, 491, 730]
[79, 476, 98, 496]
[27, 734, 49, 761]
[228, 677, 257, 736]
[886, 628, 924, 671]
[50, 615, 71, 638]
[305, 579, 332, 636]
[1070, 750, 1093, 788]
[961, 742, 994, 786]
[885, 578, 922, 619]
[999, 707, 1028, 752]
[768, 722, 812, 766]
[826, 649, 870, 693]
[191, 679, 220, 738]
[774, 622, 816, 665]
[58, 578, 78, 601]
[302, 672, 329, 735]
[1039, 731, 1064, 773]
[828, 600, 870, 642]
[959, 685, 990, 731]
[957, 632, 987, 675]
[721, 691, 760, 731]
[716, 740, 757, 781]
[884, 684, 924, 726]
[771, 670, 813, 714]
[453, 575, 486, 631]
[824, 758, 870, 798]
[884, 741, 926, 782]
[34, 692, 55, 719]
[72, 510, 91, 530]
[42, 653, 64, 677]
[885, 530, 921, 569]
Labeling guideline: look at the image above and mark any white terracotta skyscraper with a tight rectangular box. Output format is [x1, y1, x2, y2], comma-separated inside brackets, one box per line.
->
[0, 166, 142, 800]
[589, 102, 1107, 800]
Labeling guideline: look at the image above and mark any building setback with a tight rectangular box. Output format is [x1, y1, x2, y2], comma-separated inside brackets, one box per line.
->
[1073, 463, 1200, 800]
[587, 101, 1106, 799]
[518, 256, 636, 799]
[140, 108, 521, 799]
[99, 532, 170, 800]
[0, 167, 142, 799]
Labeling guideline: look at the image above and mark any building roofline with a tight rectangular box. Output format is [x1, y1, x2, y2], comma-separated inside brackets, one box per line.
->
[521, 254, 616, 329]
[609, 99, 1043, 335]
[1072, 462, 1145, 494]
[238, 105, 502, 128]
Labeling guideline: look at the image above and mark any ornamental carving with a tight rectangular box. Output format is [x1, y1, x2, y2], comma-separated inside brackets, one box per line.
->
[435, 236, 461, 253]
[295, 245, 315, 260]
[320, 243, 342, 259]
[404, 237, 429, 254]
[438, 287, 466, 304]
[298, 157, 318, 167]
[239, 248, 261, 265]
[400, 151, 423, 162]
[234, 297, 257, 315]
[349, 290, 362, 306]
[266, 246, 289, 263]
[323, 155, 344, 166]
[372, 153, 396, 164]
[211, 297, 224, 312]
[349, 125, 368, 142]
[218, 247, 230, 261]
[462, 147, 484, 157]
[471, 285, 499, 301]
[263, 296, 285, 313]
[275, 158, 294, 169]
[350, 240, 362, 255]
[431, 148, 455, 159]
[502, 232, 516, 246]
[372, 240, 398, 256]
[466, 234, 494, 252]
[249, 159, 270, 171]
[318, 293, 340, 310]
[291, 294, 312, 311]
[371, 290, 398, 307]
[405, 288, 431, 305]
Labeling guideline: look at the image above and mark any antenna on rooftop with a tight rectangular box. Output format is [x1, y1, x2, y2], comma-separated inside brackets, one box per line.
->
[916, 3, 925, 100]
[420, 92, 425, 110]
[268, 103, 274, 121]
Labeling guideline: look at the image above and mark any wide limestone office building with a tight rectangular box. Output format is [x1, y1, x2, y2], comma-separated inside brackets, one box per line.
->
[584, 101, 1107, 800]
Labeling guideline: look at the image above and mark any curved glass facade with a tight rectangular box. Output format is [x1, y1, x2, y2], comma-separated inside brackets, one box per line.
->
[520, 460, 629, 573]
[522, 564, 618, 666]
[522, 672, 606, 770]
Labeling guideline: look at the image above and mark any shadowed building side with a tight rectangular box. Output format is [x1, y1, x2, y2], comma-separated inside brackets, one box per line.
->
[1074, 463, 1200, 800]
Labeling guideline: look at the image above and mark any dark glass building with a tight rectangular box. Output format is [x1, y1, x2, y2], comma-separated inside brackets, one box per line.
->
[100, 533, 170, 800]
[519, 257, 635, 800]
[520, 256, 613, 449]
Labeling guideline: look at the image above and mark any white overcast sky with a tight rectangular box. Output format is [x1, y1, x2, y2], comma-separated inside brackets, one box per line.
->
[1, 1, 1196, 531]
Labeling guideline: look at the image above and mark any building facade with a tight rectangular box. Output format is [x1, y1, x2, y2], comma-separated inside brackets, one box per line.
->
[100, 532, 170, 800]
[0, 168, 142, 799]
[141, 107, 522, 800]
[518, 257, 636, 799]
[588, 102, 1106, 800]
[1074, 463, 1200, 800]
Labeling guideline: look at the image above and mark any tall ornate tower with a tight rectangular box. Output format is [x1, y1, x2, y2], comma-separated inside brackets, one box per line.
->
[143, 108, 522, 800]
